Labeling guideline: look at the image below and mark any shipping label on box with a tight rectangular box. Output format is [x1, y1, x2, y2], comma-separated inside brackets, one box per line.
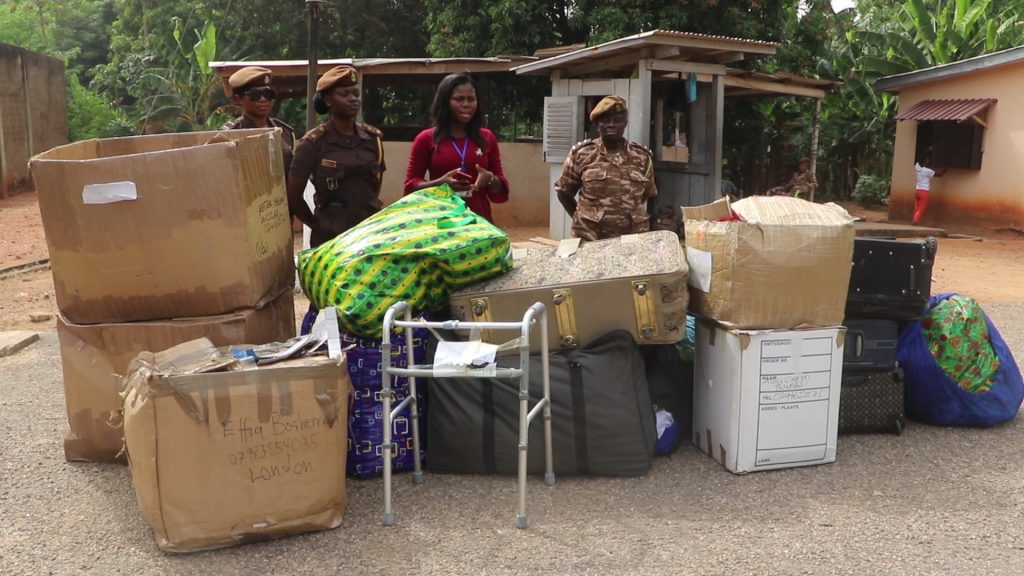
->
[693, 322, 845, 474]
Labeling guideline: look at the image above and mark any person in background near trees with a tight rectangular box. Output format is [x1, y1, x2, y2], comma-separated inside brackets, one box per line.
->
[778, 157, 817, 198]
[222, 66, 295, 179]
[287, 65, 385, 334]
[554, 95, 657, 241]
[913, 150, 946, 225]
[404, 73, 509, 223]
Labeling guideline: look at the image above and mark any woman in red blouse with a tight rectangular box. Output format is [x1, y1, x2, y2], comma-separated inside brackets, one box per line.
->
[403, 73, 509, 223]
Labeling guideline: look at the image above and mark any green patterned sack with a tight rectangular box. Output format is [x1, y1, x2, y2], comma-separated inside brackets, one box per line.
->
[921, 294, 1000, 394]
[298, 186, 512, 338]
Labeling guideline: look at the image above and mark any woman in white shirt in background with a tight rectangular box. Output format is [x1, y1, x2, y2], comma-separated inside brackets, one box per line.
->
[913, 150, 945, 225]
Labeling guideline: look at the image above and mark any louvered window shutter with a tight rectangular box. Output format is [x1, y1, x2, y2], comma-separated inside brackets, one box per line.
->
[542, 96, 584, 164]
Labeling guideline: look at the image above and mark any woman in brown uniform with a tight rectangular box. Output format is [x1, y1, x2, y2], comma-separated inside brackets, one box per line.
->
[287, 65, 385, 247]
[222, 66, 295, 180]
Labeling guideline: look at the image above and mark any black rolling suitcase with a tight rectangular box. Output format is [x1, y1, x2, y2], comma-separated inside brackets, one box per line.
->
[838, 369, 906, 434]
[845, 237, 938, 320]
[843, 318, 899, 373]
[427, 330, 656, 477]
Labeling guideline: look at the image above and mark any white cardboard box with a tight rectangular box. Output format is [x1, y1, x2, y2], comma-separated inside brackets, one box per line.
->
[693, 322, 845, 474]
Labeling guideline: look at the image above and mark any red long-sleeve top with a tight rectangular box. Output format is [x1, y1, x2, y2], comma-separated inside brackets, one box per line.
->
[403, 128, 510, 223]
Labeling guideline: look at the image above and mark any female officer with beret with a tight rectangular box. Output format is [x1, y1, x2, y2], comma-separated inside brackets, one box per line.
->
[222, 66, 295, 179]
[287, 65, 386, 247]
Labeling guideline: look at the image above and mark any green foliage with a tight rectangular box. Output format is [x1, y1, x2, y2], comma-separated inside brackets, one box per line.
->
[135, 19, 226, 132]
[66, 73, 132, 140]
[851, 175, 891, 206]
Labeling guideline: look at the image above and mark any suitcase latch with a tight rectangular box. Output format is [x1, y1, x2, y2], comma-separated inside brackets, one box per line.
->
[632, 280, 658, 340]
[469, 298, 494, 343]
[552, 289, 578, 347]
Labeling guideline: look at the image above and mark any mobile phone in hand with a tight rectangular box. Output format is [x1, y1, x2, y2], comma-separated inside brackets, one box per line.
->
[454, 170, 474, 182]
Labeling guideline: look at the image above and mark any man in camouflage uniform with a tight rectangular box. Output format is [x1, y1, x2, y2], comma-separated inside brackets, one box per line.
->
[222, 66, 296, 180]
[554, 95, 657, 241]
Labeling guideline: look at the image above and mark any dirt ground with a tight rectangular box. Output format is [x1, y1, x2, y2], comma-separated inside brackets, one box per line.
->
[2, 193, 1022, 332]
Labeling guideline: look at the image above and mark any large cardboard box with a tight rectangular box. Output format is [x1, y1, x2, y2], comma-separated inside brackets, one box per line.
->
[683, 196, 855, 329]
[29, 128, 293, 324]
[692, 321, 845, 474]
[57, 291, 296, 462]
[121, 339, 351, 553]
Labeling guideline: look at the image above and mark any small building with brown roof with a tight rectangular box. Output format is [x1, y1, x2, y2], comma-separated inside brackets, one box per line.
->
[876, 46, 1024, 228]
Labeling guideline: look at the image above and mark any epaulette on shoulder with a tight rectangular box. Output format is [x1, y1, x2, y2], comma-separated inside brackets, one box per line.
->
[359, 122, 383, 138]
[303, 124, 328, 141]
[271, 117, 296, 134]
[630, 141, 653, 157]
[220, 118, 240, 130]
[570, 139, 596, 154]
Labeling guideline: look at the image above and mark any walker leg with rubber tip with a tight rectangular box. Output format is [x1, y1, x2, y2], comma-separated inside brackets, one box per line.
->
[517, 343, 530, 529]
[404, 307, 425, 486]
[540, 307, 555, 487]
[381, 302, 406, 526]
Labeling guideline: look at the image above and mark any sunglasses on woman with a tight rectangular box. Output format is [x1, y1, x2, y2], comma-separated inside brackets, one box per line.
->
[238, 87, 276, 101]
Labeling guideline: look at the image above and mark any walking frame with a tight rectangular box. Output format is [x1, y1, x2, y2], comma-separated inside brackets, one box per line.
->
[380, 300, 555, 529]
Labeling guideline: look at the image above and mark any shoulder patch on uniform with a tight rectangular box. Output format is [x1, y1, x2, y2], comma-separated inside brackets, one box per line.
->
[359, 122, 383, 137]
[271, 117, 295, 133]
[303, 124, 328, 141]
[570, 139, 596, 154]
[630, 141, 653, 156]
[220, 118, 240, 130]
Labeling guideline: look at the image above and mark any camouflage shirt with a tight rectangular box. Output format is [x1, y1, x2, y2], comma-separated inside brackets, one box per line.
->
[221, 115, 296, 179]
[554, 137, 657, 241]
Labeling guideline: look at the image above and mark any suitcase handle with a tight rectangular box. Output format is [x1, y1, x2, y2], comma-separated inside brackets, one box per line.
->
[849, 331, 864, 359]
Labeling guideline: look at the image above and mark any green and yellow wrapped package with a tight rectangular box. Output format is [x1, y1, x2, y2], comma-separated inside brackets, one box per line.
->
[298, 186, 512, 338]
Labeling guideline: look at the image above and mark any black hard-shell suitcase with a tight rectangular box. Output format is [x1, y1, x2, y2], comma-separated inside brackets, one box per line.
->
[838, 369, 906, 434]
[845, 237, 938, 320]
[843, 318, 899, 373]
[427, 330, 657, 477]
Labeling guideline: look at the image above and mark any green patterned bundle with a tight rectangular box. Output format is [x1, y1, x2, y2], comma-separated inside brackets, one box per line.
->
[298, 186, 512, 338]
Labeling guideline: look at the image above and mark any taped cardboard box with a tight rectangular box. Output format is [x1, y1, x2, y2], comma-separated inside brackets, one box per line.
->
[683, 196, 855, 330]
[121, 338, 351, 553]
[692, 321, 845, 474]
[29, 128, 293, 324]
[57, 290, 295, 463]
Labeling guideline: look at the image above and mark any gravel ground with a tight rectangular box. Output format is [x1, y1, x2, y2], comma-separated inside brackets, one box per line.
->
[3, 304, 1024, 575]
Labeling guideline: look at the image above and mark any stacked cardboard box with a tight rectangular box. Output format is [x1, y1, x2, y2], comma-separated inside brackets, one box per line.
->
[683, 196, 855, 474]
[121, 338, 351, 552]
[30, 128, 297, 462]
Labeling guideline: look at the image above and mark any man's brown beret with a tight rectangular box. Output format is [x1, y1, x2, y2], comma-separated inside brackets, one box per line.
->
[590, 95, 627, 121]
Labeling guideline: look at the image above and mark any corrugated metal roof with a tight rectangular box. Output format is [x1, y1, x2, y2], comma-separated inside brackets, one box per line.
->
[514, 29, 777, 75]
[896, 98, 996, 122]
[644, 29, 779, 48]
[876, 45, 1024, 92]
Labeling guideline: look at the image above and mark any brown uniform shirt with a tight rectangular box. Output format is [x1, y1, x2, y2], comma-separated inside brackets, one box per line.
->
[221, 115, 295, 180]
[554, 137, 657, 241]
[291, 122, 386, 245]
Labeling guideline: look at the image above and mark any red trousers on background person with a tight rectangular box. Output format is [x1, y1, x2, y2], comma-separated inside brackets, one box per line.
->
[913, 189, 929, 225]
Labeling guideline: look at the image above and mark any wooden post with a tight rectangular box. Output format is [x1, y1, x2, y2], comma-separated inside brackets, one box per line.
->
[810, 98, 821, 202]
[710, 73, 724, 201]
[305, 0, 324, 133]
